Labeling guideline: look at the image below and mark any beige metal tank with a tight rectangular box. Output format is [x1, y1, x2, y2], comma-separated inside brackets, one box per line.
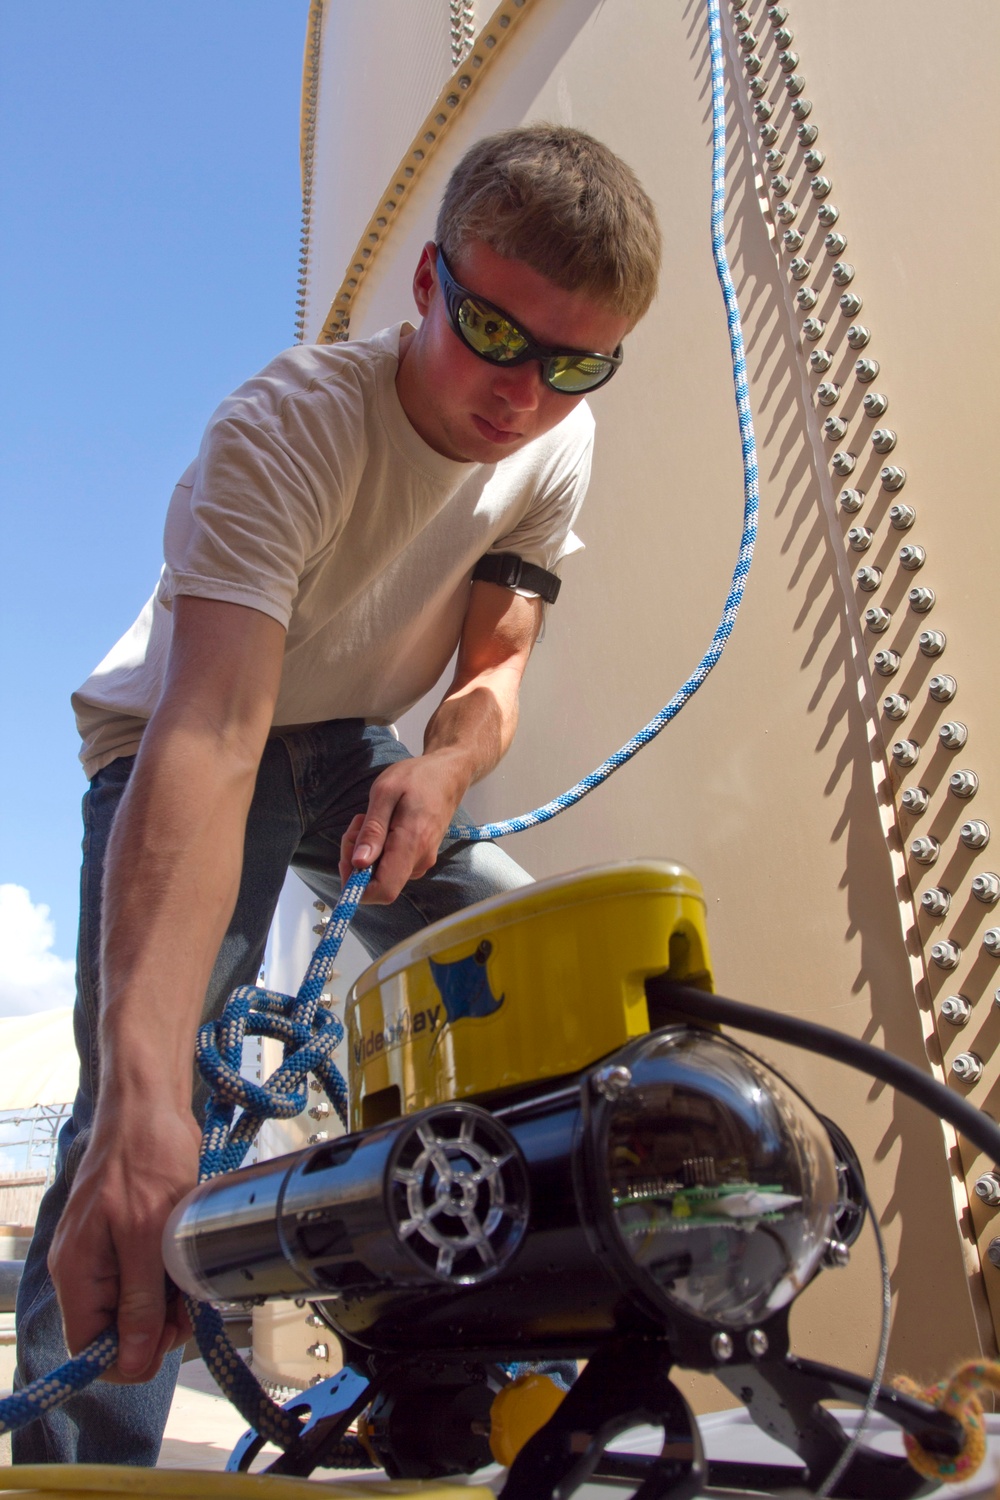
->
[258, 0, 1000, 1398]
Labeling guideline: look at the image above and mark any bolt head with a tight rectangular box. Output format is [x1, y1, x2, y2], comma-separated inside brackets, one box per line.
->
[826, 1239, 851, 1268]
[711, 1331, 735, 1362]
[592, 1063, 632, 1100]
[987, 1238, 1000, 1269]
[747, 1329, 769, 1358]
[847, 325, 872, 349]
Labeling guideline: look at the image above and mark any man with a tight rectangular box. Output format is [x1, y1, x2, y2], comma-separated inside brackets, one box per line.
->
[15, 123, 661, 1464]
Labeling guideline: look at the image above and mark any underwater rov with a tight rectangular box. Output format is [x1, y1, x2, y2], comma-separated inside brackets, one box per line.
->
[165, 863, 965, 1497]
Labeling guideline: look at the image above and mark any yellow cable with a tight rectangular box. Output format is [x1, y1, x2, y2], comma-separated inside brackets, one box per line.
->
[894, 1358, 1000, 1486]
[0, 1467, 493, 1500]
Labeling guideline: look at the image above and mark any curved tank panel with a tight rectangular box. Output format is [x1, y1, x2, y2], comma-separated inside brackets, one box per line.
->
[292, 0, 1000, 1391]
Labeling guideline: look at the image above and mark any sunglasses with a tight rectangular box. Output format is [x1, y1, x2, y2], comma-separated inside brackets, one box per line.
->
[435, 246, 623, 395]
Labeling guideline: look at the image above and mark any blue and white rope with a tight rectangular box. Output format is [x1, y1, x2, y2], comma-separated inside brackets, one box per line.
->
[448, 0, 758, 843]
[0, 0, 755, 1450]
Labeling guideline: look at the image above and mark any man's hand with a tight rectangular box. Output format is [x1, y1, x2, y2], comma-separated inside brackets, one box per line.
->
[49, 1102, 202, 1381]
[339, 749, 469, 903]
[340, 582, 543, 903]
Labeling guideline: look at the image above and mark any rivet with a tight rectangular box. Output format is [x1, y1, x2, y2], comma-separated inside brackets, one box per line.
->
[748, 76, 769, 98]
[890, 503, 917, 530]
[774, 24, 794, 45]
[778, 49, 800, 72]
[811, 174, 833, 197]
[940, 721, 969, 750]
[790, 97, 813, 120]
[802, 316, 826, 340]
[760, 124, 780, 146]
[900, 785, 928, 813]
[313, 899, 328, 912]
[973, 874, 1000, 906]
[881, 465, 907, 491]
[785, 73, 807, 95]
[734, 10, 753, 31]
[975, 1170, 1000, 1203]
[961, 820, 991, 850]
[919, 629, 947, 657]
[767, 6, 789, 23]
[783, 228, 805, 251]
[790, 256, 812, 281]
[825, 231, 848, 255]
[774, 200, 799, 223]
[949, 769, 979, 798]
[931, 939, 961, 970]
[796, 122, 819, 146]
[863, 392, 889, 417]
[803, 148, 826, 172]
[857, 566, 882, 592]
[764, 147, 785, 167]
[747, 1329, 769, 1358]
[796, 285, 818, 308]
[745, 54, 763, 74]
[872, 428, 897, 453]
[832, 261, 856, 286]
[953, 1052, 985, 1085]
[909, 586, 936, 614]
[817, 382, 841, 406]
[883, 692, 909, 719]
[985, 928, 1000, 957]
[910, 834, 939, 863]
[849, 527, 871, 552]
[922, 886, 952, 917]
[874, 648, 901, 676]
[771, 174, 792, 198]
[711, 1332, 734, 1362]
[900, 544, 926, 571]
[839, 487, 865, 512]
[810, 348, 833, 372]
[840, 291, 864, 316]
[826, 1239, 851, 1268]
[848, 325, 872, 349]
[832, 450, 857, 475]
[311, 922, 328, 936]
[816, 201, 839, 225]
[941, 994, 972, 1026]
[824, 415, 848, 439]
[865, 605, 891, 632]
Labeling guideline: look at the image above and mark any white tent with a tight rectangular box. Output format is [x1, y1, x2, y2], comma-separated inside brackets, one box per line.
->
[0, 1009, 78, 1110]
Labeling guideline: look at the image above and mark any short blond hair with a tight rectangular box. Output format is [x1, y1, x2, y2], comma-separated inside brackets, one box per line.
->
[436, 125, 661, 328]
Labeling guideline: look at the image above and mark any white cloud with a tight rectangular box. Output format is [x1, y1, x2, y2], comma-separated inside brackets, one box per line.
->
[0, 886, 76, 1017]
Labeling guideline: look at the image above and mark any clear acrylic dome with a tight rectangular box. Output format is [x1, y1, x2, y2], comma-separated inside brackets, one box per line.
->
[600, 1029, 840, 1327]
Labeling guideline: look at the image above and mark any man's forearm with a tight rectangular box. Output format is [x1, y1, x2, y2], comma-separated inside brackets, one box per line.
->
[422, 659, 525, 789]
[98, 716, 263, 1112]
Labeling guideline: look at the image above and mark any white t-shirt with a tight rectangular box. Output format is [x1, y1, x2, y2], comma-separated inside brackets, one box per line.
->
[74, 324, 593, 778]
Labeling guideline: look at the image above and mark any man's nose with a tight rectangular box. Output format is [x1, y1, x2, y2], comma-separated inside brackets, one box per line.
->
[493, 360, 543, 411]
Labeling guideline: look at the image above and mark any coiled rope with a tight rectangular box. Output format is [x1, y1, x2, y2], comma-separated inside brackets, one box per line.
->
[1, 0, 759, 1462]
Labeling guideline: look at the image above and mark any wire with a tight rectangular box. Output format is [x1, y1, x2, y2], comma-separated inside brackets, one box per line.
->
[814, 1182, 892, 1497]
[651, 982, 1000, 1166]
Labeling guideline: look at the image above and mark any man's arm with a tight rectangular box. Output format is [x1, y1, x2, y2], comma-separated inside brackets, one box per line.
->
[49, 595, 285, 1381]
[340, 581, 543, 902]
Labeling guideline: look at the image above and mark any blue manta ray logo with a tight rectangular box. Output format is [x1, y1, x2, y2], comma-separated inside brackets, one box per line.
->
[427, 939, 505, 1029]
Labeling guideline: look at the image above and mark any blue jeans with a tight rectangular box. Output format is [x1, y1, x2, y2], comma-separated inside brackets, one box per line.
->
[14, 721, 529, 1465]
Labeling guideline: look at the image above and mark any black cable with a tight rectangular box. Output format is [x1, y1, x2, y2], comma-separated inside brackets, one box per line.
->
[647, 980, 1000, 1166]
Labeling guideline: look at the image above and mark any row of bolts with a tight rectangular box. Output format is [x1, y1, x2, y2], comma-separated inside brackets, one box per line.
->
[736, 4, 1000, 1229]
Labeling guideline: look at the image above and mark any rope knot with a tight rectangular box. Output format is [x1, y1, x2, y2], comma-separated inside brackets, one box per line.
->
[893, 1359, 1000, 1483]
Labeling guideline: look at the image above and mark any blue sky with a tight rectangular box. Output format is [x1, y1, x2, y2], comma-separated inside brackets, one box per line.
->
[1, 3, 308, 1010]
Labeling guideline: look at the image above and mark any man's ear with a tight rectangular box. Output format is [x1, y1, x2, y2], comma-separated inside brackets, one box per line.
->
[412, 241, 438, 318]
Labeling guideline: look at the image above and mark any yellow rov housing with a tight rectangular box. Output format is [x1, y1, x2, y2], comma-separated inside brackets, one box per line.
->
[345, 860, 713, 1131]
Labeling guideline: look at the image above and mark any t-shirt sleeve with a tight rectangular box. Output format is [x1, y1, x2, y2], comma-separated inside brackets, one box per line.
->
[158, 374, 358, 628]
[484, 404, 594, 576]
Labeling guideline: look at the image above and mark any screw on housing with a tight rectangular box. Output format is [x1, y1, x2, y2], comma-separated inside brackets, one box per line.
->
[832, 451, 857, 475]
[847, 325, 871, 349]
[921, 887, 951, 918]
[931, 939, 961, 970]
[883, 693, 909, 719]
[960, 820, 990, 850]
[863, 392, 889, 418]
[900, 786, 928, 814]
[874, 648, 900, 676]
[910, 834, 939, 863]
[857, 566, 882, 592]
[952, 1053, 984, 1084]
[855, 357, 880, 382]
[866, 606, 891, 633]
[909, 586, 936, 614]
[950, 769, 978, 798]
[893, 740, 920, 768]
[940, 721, 969, 750]
[919, 630, 946, 657]
[940, 995, 971, 1027]
[973, 874, 1000, 906]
